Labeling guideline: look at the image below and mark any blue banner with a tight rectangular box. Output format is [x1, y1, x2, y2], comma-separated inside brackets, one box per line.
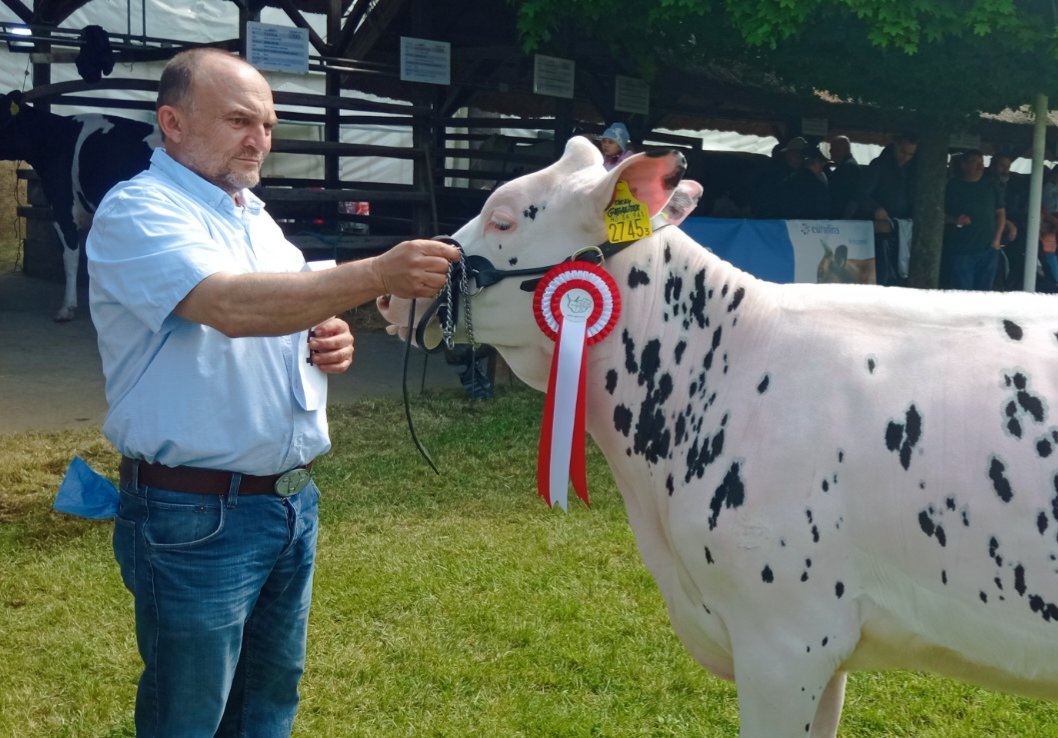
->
[679, 217, 876, 285]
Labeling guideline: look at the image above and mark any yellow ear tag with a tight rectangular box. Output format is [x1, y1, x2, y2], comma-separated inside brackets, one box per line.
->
[604, 180, 653, 244]
[9, 100, 19, 117]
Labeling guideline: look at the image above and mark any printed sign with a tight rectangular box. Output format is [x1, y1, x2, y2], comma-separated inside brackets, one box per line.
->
[246, 21, 309, 74]
[400, 37, 451, 85]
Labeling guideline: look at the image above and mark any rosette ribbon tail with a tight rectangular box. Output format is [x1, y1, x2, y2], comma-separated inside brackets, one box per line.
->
[536, 315, 588, 511]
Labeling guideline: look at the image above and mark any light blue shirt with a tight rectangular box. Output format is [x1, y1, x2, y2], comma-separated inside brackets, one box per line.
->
[87, 148, 330, 475]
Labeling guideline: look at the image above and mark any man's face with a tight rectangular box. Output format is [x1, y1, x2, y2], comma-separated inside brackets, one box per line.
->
[962, 153, 985, 181]
[163, 57, 277, 194]
[830, 138, 851, 162]
[894, 141, 917, 168]
[992, 156, 1012, 178]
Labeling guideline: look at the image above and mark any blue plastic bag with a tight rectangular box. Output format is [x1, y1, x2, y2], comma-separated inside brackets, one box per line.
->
[54, 456, 119, 519]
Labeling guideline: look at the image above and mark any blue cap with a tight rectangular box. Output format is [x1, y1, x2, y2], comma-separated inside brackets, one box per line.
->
[599, 122, 630, 152]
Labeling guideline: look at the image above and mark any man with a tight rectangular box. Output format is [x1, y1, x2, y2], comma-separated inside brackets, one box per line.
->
[858, 132, 918, 285]
[779, 145, 830, 220]
[750, 135, 807, 219]
[86, 48, 459, 736]
[941, 149, 1006, 290]
[826, 135, 860, 219]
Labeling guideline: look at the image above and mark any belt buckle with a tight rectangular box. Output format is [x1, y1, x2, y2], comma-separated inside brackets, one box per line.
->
[274, 468, 311, 497]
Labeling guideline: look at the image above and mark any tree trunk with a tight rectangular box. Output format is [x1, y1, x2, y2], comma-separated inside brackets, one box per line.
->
[907, 122, 950, 288]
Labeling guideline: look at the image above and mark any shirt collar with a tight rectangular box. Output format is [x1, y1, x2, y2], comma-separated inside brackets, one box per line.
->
[150, 148, 263, 216]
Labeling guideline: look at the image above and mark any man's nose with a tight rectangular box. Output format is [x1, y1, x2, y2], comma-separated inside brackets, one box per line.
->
[246, 124, 271, 152]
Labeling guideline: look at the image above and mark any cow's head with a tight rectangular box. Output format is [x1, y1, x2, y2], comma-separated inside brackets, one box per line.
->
[378, 136, 688, 388]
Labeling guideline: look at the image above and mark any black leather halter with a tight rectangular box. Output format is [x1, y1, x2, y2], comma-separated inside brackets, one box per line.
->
[400, 234, 642, 473]
[410, 236, 641, 353]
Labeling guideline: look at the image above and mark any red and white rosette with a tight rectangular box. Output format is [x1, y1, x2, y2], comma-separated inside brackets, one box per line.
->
[533, 261, 620, 511]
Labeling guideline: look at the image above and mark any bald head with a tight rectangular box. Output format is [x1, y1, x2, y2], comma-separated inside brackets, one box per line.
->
[158, 48, 262, 112]
[155, 49, 277, 195]
[829, 136, 851, 164]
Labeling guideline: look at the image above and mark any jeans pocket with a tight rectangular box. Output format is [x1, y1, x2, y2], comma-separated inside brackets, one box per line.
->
[143, 496, 225, 549]
[112, 516, 136, 592]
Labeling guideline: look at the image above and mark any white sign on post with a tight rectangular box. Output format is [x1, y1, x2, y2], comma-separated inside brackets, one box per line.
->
[246, 21, 309, 74]
[533, 55, 575, 99]
[400, 37, 451, 85]
[801, 117, 829, 137]
[614, 75, 649, 115]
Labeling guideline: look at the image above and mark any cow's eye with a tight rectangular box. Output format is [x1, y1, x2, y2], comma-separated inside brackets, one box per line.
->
[485, 209, 517, 235]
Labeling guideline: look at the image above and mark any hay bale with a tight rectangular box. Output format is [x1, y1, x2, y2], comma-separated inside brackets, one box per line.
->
[0, 160, 26, 268]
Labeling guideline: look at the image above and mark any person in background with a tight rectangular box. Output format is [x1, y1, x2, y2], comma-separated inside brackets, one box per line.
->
[826, 135, 860, 219]
[858, 132, 918, 285]
[598, 122, 632, 170]
[750, 135, 808, 219]
[986, 151, 1028, 289]
[941, 149, 1006, 290]
[86, 48, 460, 737]
[780, 145, 831, 220]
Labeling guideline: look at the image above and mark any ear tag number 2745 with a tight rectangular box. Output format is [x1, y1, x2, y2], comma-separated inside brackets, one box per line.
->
[604, 180, 653, 244]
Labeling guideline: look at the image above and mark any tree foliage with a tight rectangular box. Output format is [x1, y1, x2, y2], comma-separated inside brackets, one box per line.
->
[512, 0, 1058, 122]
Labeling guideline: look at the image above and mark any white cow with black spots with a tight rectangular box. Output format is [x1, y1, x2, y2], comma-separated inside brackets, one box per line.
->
[378, 136, 1058, 737]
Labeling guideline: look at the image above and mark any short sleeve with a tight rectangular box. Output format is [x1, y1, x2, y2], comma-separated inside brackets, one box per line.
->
[87, 185, 238, 333]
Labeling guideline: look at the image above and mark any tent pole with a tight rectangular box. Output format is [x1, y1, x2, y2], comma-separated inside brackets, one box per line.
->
[1022, 92, 1048, 293]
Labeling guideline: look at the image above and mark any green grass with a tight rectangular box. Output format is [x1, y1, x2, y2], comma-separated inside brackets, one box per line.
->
[2, 387, 1058, 736]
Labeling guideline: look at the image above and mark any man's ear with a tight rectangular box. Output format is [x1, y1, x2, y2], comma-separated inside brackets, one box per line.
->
[156, 104, 183, 144]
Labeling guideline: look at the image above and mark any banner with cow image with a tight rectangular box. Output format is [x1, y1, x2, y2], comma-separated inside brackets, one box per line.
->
[680, 217, 891, 285]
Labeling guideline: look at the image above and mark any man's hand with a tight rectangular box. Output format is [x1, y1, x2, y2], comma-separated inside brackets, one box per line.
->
[308, 316, 354, 374]
[372, 239, 461, 299]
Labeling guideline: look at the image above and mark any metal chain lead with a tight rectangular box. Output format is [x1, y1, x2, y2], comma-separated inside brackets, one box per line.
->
[441, 259, 456, 349]
[439, 251, 476, 350]
[460, 252, 476, 348]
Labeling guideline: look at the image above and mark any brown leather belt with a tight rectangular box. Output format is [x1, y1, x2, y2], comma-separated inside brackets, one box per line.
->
[120, 457, 313, 497]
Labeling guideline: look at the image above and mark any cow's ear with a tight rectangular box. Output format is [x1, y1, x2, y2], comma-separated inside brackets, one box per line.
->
[595, 149, 686, 217]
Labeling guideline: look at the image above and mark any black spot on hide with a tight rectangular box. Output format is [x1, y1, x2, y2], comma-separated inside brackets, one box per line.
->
[757, 374, 770, 394]
[885, 405, 922, 471]
[631, 339, 672, 464]
[989, 456, 1014, 503]
[728, 287, 745, 313]
[523, 204, 538, 220]
[761, 565, 774, 583]
[1003, 320, 1023, 340]
[605, 369, 617, 395]
[706, 461, 745, 530]
[628, 267, 650, 288]
[613, 404, 633, 436]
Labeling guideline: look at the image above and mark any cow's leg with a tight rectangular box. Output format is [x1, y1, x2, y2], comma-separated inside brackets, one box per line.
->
[729, 631, 849, 738]
[54, 224, 78, 322]
[810, 672, 847, 738]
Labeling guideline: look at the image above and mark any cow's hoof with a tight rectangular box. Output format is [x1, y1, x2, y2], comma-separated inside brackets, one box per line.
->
[54, 307, 75, 322]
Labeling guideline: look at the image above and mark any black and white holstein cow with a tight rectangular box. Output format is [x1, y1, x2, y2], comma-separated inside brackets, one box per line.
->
[1, 90, 157, 320]
[379, 136, 1058, 737]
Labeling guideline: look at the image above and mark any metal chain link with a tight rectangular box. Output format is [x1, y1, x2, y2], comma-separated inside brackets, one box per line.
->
[438, 251, 477, 350]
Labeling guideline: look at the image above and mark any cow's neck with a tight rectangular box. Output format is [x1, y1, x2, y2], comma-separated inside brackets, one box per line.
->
[580, 227, 768, 541]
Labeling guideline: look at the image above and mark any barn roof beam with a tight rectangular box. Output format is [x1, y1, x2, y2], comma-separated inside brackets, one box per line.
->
[1, 0, 33, 23]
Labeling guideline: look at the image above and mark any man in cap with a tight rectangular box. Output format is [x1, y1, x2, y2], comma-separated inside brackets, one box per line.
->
[751, 135, 808, 219]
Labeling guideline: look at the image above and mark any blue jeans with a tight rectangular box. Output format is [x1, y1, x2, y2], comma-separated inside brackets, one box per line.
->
[114, 472, 320, 737]
[944, 248, 1000, 291]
